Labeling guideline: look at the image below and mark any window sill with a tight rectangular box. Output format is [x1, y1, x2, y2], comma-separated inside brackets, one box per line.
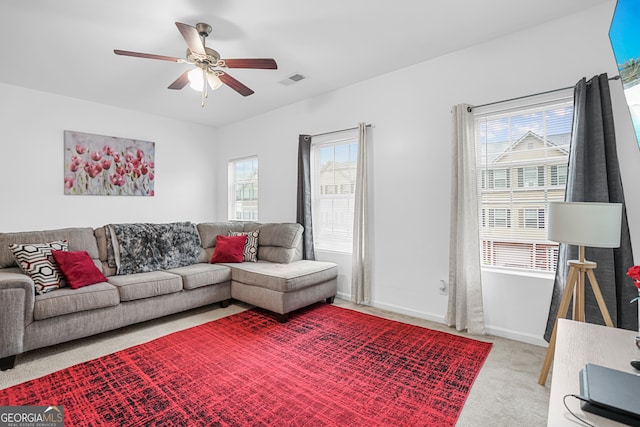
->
[481, 266, 555, 280]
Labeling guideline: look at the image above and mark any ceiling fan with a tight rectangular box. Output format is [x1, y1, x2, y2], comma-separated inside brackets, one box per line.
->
[114, 22, 277, 106]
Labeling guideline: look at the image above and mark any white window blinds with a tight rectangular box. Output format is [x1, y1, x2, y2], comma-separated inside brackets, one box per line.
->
[311, 130, 359, 253]
[228, 156, 258, 221]
[474, 95, 573, 273]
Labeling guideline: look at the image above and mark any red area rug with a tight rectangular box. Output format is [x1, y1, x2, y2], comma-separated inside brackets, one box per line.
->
[0, 304, 492, 426]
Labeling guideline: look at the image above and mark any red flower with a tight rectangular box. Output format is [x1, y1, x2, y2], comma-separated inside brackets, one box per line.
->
[88, 163, 102, 178]
[113, 153, 121, 163]
[148, 172, 154, 181]
[109, 173, 125, 186]
[75, 144, 86, 154]
[136, 149, 145, 160]
[627, 266, 640, 289]
[90, 151, 103, 161]
[101, 159, 112, 170]
[103, 145, 114, 156]
[69, 156, 82, 172]
[64, 177, 74, 189]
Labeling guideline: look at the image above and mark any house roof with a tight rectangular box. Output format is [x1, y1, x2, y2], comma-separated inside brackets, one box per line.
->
[491, 130, 570, 164]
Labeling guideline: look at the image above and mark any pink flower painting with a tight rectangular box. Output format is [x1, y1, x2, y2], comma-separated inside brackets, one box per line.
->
[64, 130, 155, 196]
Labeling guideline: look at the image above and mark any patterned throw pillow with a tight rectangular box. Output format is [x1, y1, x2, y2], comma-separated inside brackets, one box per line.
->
[9, 240, 69, 294]
[228, 230, 259, 262]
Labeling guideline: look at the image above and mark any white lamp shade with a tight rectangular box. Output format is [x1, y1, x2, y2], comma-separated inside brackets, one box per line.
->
[188, 68, 204, 91]
[547, 202, 622, 248]
[206, 72, 223, 90]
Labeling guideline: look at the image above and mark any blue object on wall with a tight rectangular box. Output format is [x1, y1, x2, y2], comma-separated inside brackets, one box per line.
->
[609, 0, 640, 149]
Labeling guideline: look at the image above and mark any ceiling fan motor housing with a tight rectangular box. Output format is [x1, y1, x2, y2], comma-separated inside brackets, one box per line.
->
[196, 23, 212, 38]
[186, 47, 221, 67]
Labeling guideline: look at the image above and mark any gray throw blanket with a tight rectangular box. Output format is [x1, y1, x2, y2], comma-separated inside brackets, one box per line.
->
[105, 222, 201, 275]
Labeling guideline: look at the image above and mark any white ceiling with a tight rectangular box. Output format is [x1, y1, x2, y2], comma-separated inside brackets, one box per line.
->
[0, 0, 610, 128]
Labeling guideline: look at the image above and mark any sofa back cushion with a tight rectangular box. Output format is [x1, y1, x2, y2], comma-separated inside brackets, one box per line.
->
[197, 222, 251, 262]
[243, 223, 303, 264]
[0, 228, 101, 271]
[196, 222, 303, 264]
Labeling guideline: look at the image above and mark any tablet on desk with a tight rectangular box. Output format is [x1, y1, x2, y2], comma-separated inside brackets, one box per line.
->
[579, 363, 640, 426]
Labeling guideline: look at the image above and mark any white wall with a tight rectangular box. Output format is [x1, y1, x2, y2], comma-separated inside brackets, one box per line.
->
[0, 83, 219, 231]
[215, 1, 640, 345]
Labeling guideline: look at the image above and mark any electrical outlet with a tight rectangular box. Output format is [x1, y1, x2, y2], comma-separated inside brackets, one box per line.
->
[439, 279, 447, 295]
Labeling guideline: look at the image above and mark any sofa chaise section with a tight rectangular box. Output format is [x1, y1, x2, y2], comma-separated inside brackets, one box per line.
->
[198, 222, 338, 322]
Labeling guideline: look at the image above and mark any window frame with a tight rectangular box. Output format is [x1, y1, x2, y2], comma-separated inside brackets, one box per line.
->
[473, 91, 573, 275]
[310, 130, 359, 254]
[227, 156, 259, 221]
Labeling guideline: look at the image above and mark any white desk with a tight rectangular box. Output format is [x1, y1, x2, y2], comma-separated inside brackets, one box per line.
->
[547, 318, 639, 426]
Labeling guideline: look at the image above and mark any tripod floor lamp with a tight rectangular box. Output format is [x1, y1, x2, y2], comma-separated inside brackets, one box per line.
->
[538, 201, 622, 386]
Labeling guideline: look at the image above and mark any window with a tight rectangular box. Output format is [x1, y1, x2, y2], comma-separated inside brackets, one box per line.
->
[228, 157, 258, 221]
[483, 168, 510, 189]
[521, 208, 545, 229]
[517, 166, 544, 187]
[311, 130, 359, 253]
[550, 164, 567, 186]
[475, 94, 573, 273]
[483, 208, 511, 228]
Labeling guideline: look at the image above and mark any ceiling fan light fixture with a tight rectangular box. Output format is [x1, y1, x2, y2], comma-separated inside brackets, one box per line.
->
[207, 72, 223, 91]
[187, 67, 204, 91]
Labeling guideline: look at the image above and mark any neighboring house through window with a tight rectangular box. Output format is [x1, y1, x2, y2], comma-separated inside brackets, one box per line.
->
[474, 95, 573, 272]
[311, 130, 359, 253]
[228, 156, 258, 221]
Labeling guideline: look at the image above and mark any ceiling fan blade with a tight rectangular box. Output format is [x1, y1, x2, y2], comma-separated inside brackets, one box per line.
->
[114, 49, 183, 63]
[175, 22, 206, 57]
[168, 70, 190, 90]
[218, 72, 255, 96]
[223, 58, 278, 69]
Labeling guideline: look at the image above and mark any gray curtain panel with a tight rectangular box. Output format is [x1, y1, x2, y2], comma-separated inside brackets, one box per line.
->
[544, 74, 636, 341]
[296, 134, 315, 260]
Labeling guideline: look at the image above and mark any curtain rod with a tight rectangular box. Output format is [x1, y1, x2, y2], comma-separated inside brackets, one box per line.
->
[310, 123, 372, 138]
[467, 75, 620, 112]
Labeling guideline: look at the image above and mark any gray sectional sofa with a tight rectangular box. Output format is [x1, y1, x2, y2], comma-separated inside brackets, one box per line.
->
[0, 221, 338, 370]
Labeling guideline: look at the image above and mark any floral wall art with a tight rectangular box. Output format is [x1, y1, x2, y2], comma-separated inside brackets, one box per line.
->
[64, 130, 155, 196]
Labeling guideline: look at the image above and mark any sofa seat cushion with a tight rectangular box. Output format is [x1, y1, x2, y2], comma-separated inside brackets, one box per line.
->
[107, 271, 183, 302]
[34, 283, 119, 320]
[229, 260, 338, 293]
[166, 263, 231, 290]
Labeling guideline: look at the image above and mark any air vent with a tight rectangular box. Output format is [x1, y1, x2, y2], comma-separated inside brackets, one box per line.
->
[279, 73, 307, 86]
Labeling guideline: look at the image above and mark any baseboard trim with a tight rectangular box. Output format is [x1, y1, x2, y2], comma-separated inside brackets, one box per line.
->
[484, 325, 548, 347]
[337, 293, 445, 323]
[368, 301, 446, 324]
[337, 293, 547, 347]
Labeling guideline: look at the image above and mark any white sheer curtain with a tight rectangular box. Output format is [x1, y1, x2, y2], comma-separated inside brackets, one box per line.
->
[351, 123, 370, 304]
[447, 105, 486, 334]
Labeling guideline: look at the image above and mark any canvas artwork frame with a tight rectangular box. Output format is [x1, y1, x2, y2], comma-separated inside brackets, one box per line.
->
[63, 130, 155, 196]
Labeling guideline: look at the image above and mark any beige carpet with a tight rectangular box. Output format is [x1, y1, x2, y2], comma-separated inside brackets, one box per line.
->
[0, 299, 550, 426]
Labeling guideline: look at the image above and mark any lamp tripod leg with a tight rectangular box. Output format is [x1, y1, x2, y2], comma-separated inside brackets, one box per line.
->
[585, 269, 614, 327]
[538, 265, 579, 385]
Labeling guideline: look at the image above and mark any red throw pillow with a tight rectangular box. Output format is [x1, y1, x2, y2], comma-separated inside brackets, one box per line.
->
[210, 235, 248, 263]
[52, 250, 108, 289]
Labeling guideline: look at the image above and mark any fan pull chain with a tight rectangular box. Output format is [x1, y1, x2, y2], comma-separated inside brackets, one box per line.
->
[201, 67, 206, 107]
[201, 34, 207, 107]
